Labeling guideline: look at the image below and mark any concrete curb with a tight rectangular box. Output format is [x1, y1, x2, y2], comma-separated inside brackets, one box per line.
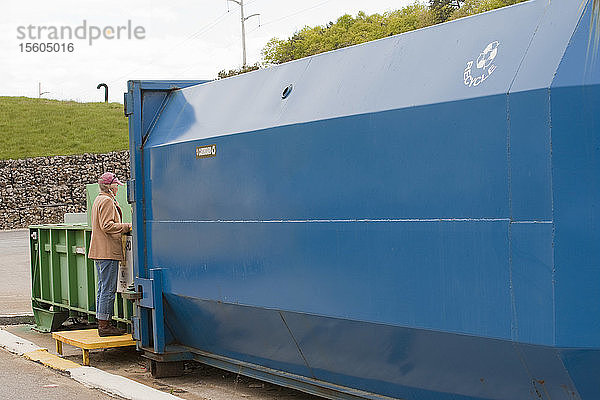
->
[0, 313, 35, 325]
[0, 328, 181, 400]
[0, 328, 44, 355]
[25, 348, 81, 371]
[69, 367, 183, 400]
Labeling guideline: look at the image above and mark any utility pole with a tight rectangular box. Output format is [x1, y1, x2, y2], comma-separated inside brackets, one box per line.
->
[38, 82, 49, 98]
[228, 0, 259, 66]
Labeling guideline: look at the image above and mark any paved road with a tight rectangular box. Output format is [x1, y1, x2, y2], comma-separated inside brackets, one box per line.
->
[0, 348, 113, 400]
[0, 229, 31, 314]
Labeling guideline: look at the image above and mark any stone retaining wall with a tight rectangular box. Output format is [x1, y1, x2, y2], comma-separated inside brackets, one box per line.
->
[0, 151, 130, 230]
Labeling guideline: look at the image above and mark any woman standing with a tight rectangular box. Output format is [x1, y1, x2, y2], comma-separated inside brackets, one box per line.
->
[88, 172, 132, 337]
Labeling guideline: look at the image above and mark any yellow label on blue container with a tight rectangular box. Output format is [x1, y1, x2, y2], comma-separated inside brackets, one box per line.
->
[196, 144, 216, 159]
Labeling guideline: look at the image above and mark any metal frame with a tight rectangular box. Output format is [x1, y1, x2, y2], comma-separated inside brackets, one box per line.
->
[140, 345, 398, 400]
[125, 80, 207, 351]
[29, 224, 133, 331]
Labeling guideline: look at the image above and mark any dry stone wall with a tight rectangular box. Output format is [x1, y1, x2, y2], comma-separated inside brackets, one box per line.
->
[0, 151, 130, 230]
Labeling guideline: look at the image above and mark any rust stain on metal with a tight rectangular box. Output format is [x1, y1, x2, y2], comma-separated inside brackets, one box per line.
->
[560, 384, 578, 399]
[531, 379, 544, 399]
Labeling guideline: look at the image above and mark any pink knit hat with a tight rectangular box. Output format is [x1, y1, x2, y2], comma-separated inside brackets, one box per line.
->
[98, 172, 124, 186]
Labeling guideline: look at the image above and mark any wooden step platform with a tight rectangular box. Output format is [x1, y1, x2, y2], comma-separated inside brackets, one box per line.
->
[52, 329, 135, 366]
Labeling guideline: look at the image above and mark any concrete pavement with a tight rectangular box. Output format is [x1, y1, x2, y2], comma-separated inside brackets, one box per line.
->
[0, 348, 114, 400]
[0, 229, 32, 315]
[0, 326, 182, 400]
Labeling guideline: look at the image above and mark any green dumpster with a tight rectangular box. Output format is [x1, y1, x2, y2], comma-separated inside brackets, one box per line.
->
[30, 184, 133, 332]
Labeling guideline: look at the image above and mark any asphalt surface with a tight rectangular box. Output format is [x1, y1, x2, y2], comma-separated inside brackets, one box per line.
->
[0, 348, 115, 400]
[0, 229, 31, 314]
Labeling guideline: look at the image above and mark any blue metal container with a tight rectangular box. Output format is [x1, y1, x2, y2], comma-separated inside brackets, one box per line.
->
[124, 1, 600, 398]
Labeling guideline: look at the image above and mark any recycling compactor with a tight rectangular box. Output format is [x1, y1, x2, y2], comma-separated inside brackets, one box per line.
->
[123, 0, 600, 398]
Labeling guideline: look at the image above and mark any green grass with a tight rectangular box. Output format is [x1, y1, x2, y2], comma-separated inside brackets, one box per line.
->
[0, 97, 129, 160]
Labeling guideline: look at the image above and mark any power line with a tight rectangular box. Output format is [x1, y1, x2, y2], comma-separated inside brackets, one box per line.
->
[177, 25, 257, 76]
[66, 0, 335, 101]
[65, 9, 235, 101]
[247, 0, 333, 34]
[104, 10, 233, 86]
[183, 0, 335, 77]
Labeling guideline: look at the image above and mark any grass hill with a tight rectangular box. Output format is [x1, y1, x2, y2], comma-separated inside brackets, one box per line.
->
[0, 97, 129, 160]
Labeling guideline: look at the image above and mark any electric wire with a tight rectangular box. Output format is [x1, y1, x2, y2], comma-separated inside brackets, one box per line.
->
[179, 0, 335, 79]
[63, 0, 334, 101]
[247, 0, 333, 34]
[65, 8, 235, 101]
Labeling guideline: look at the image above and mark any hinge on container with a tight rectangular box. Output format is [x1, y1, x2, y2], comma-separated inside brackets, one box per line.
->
[127, 179, 135, 203]
[124, 91, 134, 116]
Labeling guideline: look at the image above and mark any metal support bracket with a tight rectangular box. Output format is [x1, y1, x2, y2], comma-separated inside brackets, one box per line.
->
[149, 268, 165, 354]
[124, 91, 134, 116]
[133, 269, 165, 354]
[135, 278, 154, 309]
[126, 179, 136, 203]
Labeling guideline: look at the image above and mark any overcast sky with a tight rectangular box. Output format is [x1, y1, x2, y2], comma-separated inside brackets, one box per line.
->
[2, 0, 415, 103]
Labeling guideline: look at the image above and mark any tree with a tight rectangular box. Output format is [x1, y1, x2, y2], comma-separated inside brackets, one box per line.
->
[262, 4, 433, 65]
[450, 0, 521, 20]
[429, 0, 463, 24]
[217, 63, 260, 79]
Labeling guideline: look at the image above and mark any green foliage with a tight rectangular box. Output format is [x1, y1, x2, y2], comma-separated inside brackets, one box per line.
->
[217, 63, 260, 79]
[261, 0, 529, 65]
[0, 97, 128, 160]
[262, 4, 433, 64]
[430, 0, 463, 24]
[450, 0, 524, 20]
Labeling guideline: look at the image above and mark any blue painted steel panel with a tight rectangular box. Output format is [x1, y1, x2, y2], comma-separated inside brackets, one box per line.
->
[126, 80, 207, 348]
[144, 96, 509, 221]
[510, 222, 554, 345]
[152, 220, 511, 339]
[143, 1, 548, 146]
[163, 298, 581, 400]
[164, 295, 314, 378]
[140, 91, 169, 136]
[508, 89, 552, 221]
[508, 0, 583, 92]
[551, 1, 600, 88]
[550, 2, 600, 351]
[127, 0, 600, 398]
[559, 350, 600, 399]
[551, 83, 600, 348]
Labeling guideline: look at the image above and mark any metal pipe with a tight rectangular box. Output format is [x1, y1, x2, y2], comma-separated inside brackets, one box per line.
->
[97, 83, 109, 103]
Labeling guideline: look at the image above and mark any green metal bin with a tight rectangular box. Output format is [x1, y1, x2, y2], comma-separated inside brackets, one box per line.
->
[30, 184, 133, 332]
